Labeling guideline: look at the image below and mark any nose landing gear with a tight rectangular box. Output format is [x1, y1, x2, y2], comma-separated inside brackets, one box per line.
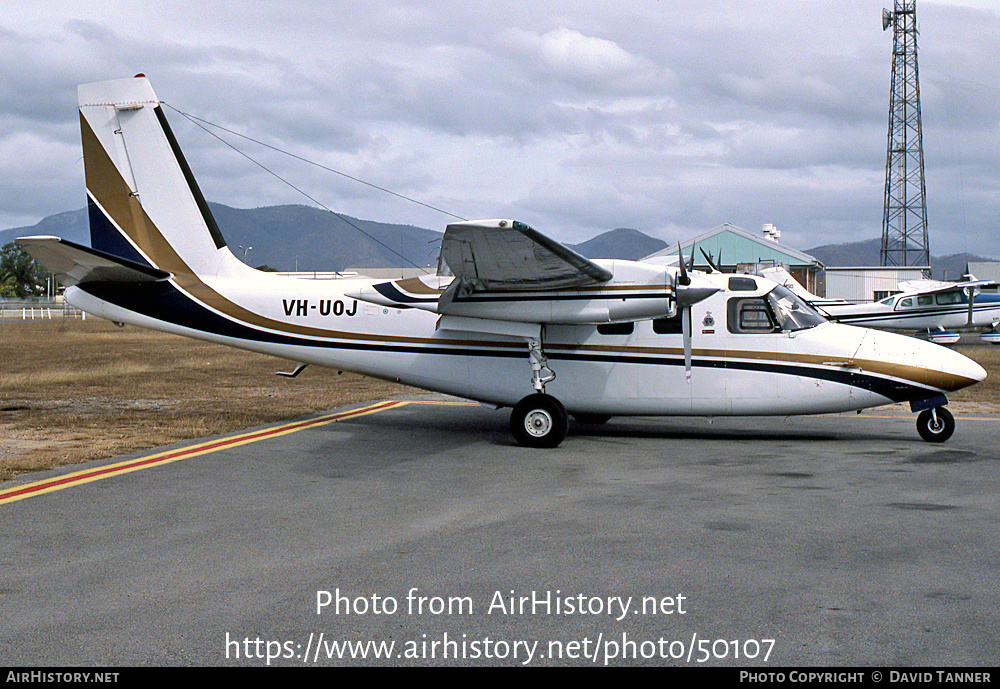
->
[916, 406, 955, 443]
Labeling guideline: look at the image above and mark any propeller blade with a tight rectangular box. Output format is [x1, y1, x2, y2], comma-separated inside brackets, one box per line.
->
[700, 247, 721, 274]
[682, 304, 692, 381]
[677, 243, 690, 286]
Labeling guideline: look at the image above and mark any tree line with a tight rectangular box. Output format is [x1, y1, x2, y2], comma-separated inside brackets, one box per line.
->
[1, 243, 51, 299]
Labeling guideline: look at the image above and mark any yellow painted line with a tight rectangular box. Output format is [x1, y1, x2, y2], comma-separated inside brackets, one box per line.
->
[0, 399, 411, 506]
[411, 400, 479, 406]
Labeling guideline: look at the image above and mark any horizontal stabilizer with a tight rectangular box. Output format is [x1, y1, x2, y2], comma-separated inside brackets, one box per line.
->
[15, 235, 171, 287]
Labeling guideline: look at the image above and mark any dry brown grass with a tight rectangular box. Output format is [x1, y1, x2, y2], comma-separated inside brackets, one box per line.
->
[0, 318, 414, 481]
[1, 319, 997, 481]
[946, 343, 1000, 413]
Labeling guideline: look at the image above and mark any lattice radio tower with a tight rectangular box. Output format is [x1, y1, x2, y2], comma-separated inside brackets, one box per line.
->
[880, 0, 930, 269]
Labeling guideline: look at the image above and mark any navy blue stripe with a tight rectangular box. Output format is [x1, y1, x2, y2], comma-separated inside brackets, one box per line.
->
[373, 280, 673, 305]
[373, 282, 432, 304]
[88, 198, 154, 268]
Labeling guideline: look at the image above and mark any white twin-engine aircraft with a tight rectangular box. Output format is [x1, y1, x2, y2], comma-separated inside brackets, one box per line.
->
[17, 77, 987, 447]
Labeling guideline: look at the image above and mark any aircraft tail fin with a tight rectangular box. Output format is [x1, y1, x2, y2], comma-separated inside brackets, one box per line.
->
[77, 76, 244, 279]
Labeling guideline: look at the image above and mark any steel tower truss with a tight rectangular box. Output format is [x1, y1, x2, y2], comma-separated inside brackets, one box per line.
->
[881, 0, 930, 269]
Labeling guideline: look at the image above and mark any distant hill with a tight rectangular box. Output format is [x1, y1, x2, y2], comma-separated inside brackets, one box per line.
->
[2, 205, 669, 270]
[2, 204, 444, 273]
[0, 208, 90, 248]
[9, 206, 991, 280]
[569, 228, 667, 261]
[806, 237, 998, 281]
[805, 237, 881, 267]
[209, 204, 443, 272]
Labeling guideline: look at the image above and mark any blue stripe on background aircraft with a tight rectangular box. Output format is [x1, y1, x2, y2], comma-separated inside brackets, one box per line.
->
[16, 76, 987, 446]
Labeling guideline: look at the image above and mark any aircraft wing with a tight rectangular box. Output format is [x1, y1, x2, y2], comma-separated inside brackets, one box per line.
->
[15, 235, 171, 287]
[439, 220, 613, 291]
[898, 278, 998, 295]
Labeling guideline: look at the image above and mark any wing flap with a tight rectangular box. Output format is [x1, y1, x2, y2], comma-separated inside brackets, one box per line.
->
[15, 235, 171, 287]
[440, 220, 612, 291]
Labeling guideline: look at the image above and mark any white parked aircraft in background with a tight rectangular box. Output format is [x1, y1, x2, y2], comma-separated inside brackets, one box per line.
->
[17, 77, 987, 446]
[758, 266, 1000, 345]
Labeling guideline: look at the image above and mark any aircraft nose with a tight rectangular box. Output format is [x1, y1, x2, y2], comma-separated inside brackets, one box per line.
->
[953, 351, 988, 387]
[858, 330, 986, 393]
[911, 340, 985, 392]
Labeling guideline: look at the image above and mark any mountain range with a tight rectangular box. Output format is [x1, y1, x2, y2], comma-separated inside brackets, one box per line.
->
[1, 203, 994, 279]
[805, 237, 994, 282]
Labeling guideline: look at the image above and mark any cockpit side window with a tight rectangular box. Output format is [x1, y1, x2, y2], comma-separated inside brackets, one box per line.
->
[728, 297, 776, 333]
[896, 297, 913, 309]
[728, 286, 826, 334]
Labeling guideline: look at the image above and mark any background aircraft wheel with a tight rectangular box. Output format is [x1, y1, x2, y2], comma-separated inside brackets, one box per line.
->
[511, 394, 568, 448]
[917, 407, 955, 443]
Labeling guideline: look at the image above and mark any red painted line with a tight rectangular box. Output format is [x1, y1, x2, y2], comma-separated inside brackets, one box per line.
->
[0, 399, 408, 505]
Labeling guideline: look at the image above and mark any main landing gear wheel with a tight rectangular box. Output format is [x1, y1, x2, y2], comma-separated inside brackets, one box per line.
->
[916, 407, 955, 443]
[511, 394, 568, 448]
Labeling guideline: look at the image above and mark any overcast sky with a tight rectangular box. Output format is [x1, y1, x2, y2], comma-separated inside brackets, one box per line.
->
[2, 0, 998, 256]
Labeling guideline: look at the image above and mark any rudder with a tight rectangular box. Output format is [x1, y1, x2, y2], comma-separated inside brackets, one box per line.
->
[78, 76, 242, 278]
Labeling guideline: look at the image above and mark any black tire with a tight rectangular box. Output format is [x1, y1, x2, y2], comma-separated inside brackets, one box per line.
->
[511, 394, 568, 448]
[917, 407, 955, 443]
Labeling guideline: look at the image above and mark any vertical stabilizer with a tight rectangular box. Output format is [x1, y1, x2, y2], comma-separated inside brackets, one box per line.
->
[78, 76, 241, 278]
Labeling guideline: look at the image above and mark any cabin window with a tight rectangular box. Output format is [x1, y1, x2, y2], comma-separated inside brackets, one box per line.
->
[728, 297, 776, 333]
[918, 295, 933, 306]
[728, 277, 758, 292]
[597, 322, 634, 335]
[936, 292, 962, 305]
[652, 315, 683, 335]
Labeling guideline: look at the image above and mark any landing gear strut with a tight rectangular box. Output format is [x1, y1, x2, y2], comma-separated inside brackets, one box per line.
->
[510, 335, 567, 447]
[916, 407, 955, 443]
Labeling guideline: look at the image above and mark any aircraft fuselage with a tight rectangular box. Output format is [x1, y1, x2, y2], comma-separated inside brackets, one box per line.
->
[66, 269, 984, 418]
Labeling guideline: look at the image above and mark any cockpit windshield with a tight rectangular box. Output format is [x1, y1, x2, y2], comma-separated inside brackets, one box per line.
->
[765, 285, 827, 331]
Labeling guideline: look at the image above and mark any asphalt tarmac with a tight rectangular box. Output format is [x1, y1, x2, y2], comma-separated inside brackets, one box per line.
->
[1, 396, 998, 667]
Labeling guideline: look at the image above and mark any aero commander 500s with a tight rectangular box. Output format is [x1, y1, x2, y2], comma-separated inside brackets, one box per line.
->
[17, 77, 987, 447]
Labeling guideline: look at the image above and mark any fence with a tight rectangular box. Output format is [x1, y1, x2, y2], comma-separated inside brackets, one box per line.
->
[0, 301, 87, 320]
